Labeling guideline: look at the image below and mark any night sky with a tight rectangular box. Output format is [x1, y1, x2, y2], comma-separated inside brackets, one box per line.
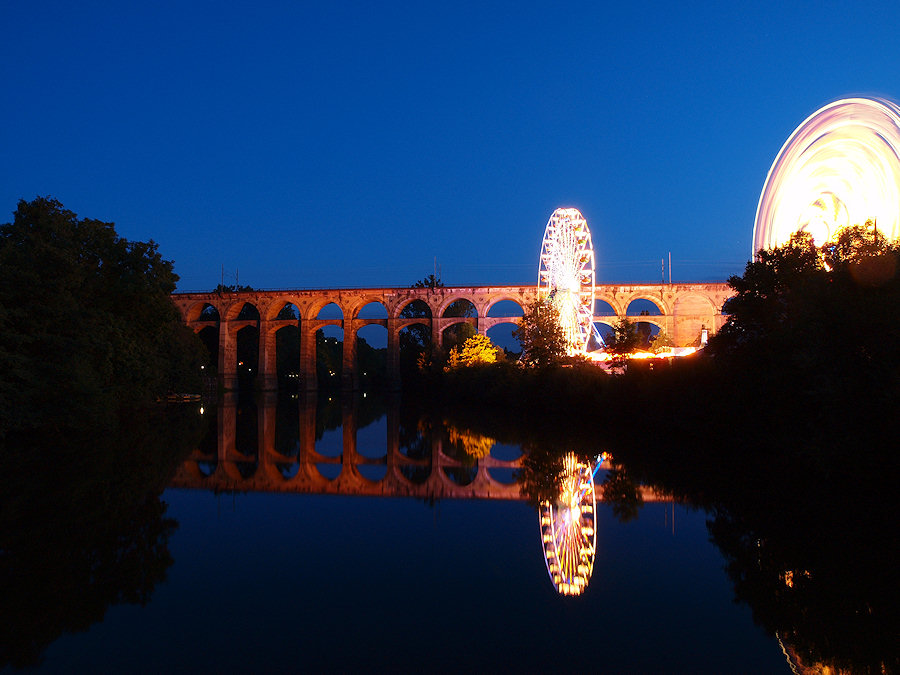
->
[4, 1, 900, 290]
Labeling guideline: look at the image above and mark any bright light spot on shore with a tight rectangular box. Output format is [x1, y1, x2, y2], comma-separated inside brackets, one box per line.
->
[586, 347, 698, 363]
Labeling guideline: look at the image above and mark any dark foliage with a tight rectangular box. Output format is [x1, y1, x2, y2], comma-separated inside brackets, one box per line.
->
[411, 274, 443, 290]
[512, 299, 567, 368]
[316, 329, 343, 389]
[276, 325, 300, 386]
[604, 317, 642, 362]
[357, 336, 387, 387]
[0, 197, 205, 434]
[214, 283, 255, 293]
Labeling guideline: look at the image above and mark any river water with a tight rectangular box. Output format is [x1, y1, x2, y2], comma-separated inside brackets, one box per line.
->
[2, 392, 804, 673]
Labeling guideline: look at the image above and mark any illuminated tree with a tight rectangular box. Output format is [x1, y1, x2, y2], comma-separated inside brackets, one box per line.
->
[513, 299, 567, 368]
[650, 329, 674, 353]
[821, 221, 897, 284]
[445, 334, 500, 370]
[606, 318, 641, 357]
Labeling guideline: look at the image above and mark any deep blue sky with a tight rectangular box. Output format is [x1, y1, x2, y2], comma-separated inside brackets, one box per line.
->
[3, 1, 899, 290]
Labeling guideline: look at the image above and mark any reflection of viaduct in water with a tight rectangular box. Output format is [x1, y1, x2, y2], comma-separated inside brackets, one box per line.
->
[169, 394, 666, 503]
[172, 283, 731, 390]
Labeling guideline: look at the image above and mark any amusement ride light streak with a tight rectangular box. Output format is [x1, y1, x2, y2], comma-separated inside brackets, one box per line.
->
[538, 208, 596, 355]
[753, 97, 900, 256]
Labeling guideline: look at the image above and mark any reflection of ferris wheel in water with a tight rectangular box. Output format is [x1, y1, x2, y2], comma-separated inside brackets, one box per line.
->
[538, 208, 597, 355]
[539, 452, 608, 596]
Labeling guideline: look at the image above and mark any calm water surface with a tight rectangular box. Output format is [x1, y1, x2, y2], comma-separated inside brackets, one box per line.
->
[22, 394, 788, 674]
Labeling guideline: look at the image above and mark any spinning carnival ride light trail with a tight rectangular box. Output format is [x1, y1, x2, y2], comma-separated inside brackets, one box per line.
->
[539, 452, 610, 596]
[538, 208, 602, 354]
[753, 97, 900, 255]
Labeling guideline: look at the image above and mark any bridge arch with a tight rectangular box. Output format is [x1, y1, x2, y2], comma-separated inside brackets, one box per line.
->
[593, 298, 619, 316]
[484, 297, 525, 318]
[592, 320, 615, 345]
[673, 293, 716, 315]
[394, 298, 432, 319]
[184, 300, 221, 322]
[486, 321, 521, 353]
[311, 300, 344, 321]
[354, 300, 388, 319]
[220, 300, 256, 321]
[266, 297, 304, 321]
[625, 296, 667, 316]
[441, 317, 477, 347]
[440, 297, 478, 318]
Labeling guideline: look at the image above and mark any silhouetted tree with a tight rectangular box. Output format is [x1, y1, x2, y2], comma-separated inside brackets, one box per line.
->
[0, 197, 205, 434]
[357, 336, 387, 386]
[606, 318, 642, 359]
[316, 329, 342, 388]
[214, 283, 255, 293]
[412, 274, 443, 290]
[709, 225, 900, 401]
[600, 467, 644, 522]
[513, 299, 567, 368]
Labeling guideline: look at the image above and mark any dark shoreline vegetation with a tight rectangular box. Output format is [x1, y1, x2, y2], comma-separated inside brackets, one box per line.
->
[0, 197, 206, 438]
[1, 197, 897, 672]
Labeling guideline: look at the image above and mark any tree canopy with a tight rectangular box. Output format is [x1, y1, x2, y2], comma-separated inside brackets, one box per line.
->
[0, 197, 204, 433]
[605, 318, 642, 357]
[711, 225, 900, 383]
[513, 299, 568, 368]
[412, 274, 443, 290]
[444, 333, 500, 370]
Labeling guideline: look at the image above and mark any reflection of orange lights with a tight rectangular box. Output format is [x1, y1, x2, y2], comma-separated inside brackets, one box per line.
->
[781, 569, 810, 588]
[445, 425, 495, 459]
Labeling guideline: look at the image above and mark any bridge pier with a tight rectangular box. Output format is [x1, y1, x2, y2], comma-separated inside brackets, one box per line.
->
[300, 324, 317, 392]
[342, 318, 357, 390]
[386, 319, 400, 389]
[258, 320, 278, 391]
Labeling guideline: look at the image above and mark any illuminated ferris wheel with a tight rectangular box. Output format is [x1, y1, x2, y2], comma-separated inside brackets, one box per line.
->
[539, 453, 597, 596]
[538, 208, 596, 355]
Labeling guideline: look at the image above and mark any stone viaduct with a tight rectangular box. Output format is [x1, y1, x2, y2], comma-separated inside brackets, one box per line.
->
[172, 282, 732, 390]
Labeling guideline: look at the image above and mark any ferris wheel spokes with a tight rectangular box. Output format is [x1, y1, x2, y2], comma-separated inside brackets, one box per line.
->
[537, 208, 596, 355]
